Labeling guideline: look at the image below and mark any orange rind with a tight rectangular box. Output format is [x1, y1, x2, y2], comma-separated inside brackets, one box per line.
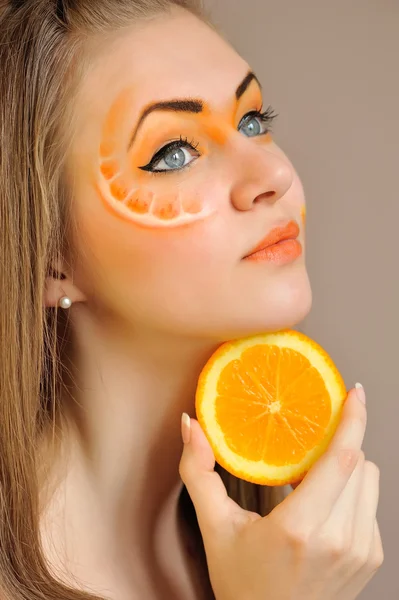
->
[195, 329, 347, 486]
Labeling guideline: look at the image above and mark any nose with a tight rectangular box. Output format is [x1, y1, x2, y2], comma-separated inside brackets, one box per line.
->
[229, 142, 294, 211]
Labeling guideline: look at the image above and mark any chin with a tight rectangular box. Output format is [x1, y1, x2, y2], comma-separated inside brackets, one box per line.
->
[264, 269, 313, 330]
[215, 268, 313, 341]
[262, 289, 313, 333]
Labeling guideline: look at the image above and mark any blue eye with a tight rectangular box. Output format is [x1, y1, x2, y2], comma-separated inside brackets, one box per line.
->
[240, 115, 263, 137]
[163, 147, 186, 169]
[139, 137, 200, 173]
[238, 107, 278, 138]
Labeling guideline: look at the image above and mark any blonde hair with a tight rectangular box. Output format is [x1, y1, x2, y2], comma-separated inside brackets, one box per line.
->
[0, 1, 284, 598]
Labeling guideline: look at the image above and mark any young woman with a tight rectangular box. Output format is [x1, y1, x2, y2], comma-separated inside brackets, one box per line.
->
[0, 1, 383, 599]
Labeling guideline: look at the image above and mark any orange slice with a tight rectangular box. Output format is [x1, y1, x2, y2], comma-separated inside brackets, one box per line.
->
[195, 329, 347, 486]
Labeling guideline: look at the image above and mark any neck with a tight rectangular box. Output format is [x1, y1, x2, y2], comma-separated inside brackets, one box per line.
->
[41, 304, 219, 592]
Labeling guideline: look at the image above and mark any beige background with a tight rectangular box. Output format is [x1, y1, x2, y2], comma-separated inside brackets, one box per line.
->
[206, 0, 399, 597]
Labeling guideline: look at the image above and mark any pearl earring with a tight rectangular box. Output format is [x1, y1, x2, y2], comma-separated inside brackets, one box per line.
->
[59, 296, 72, 309]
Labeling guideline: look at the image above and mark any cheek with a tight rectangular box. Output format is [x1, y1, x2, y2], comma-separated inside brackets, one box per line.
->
[72, 185, 230, 309]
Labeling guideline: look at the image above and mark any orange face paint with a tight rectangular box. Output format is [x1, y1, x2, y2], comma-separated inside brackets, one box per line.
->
[300, 205, 306, 228]
[95, 78, 275, 229]
[97, 88, 213, 227]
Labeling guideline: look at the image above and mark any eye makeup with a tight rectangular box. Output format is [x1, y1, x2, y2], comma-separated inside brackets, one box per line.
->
[138, 135, 201, 173]
[95, 71, 277, 229]
[97, 138, 215, 227]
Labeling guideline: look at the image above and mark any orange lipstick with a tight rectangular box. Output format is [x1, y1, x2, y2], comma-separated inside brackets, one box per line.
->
[243, 220, 302, 265]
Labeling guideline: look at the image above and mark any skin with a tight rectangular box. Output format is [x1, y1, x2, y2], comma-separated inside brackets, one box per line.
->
[180, 388, 383, 600]
[96, 74, 274, 226]
[301, 204, 306, 228]
[43, 7, 312, 600]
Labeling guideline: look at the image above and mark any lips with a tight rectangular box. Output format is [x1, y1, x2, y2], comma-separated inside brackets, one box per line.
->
[244, 220, 300, 258]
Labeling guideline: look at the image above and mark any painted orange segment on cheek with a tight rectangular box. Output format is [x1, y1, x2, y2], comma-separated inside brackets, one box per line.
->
[100, 159, 120, 180]
[94, 176, 216, 231]
[125, 190, 152, 214]
[151, 193, 181, 220]
[109, 176, 131, 201]
[181, 194, 203, 214]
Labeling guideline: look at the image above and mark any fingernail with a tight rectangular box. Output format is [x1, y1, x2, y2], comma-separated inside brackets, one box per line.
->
[355, 382, 366, 404]
[181, 412, 191, 444]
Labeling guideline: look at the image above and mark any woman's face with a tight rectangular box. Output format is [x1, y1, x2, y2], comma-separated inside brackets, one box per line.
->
[66, 8, 312, 340]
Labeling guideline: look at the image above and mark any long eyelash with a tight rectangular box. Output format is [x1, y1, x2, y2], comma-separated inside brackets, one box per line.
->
[179, 134, 200, 151]
[257, 105, 279, 130]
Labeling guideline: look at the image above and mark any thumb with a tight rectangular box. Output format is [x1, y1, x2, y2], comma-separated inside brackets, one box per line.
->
[179, 413, 235, 536]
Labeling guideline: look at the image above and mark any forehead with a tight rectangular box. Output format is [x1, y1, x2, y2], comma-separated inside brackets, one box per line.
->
[74, 10, 250, 132]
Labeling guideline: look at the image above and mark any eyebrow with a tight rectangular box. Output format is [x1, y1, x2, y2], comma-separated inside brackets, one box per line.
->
[127, 70, 262, 149]
[236, 71, 262, 100]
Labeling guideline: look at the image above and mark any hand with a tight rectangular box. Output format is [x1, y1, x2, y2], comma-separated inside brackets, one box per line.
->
[179, 386, 384, 600]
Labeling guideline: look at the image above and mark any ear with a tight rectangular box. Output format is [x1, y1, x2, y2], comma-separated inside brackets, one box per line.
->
[44, 262, 87, 308]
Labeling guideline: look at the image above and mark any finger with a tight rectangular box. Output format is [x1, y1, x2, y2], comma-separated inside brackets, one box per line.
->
[286, 386, 367, 525]
[361, 521, 384, 585]
[336, 521, 384, 599]
[322, 450, 365, 540]
[179, 415, 242, 537]
[369, 519, 384, 571]
[352, 462, 380, 555]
